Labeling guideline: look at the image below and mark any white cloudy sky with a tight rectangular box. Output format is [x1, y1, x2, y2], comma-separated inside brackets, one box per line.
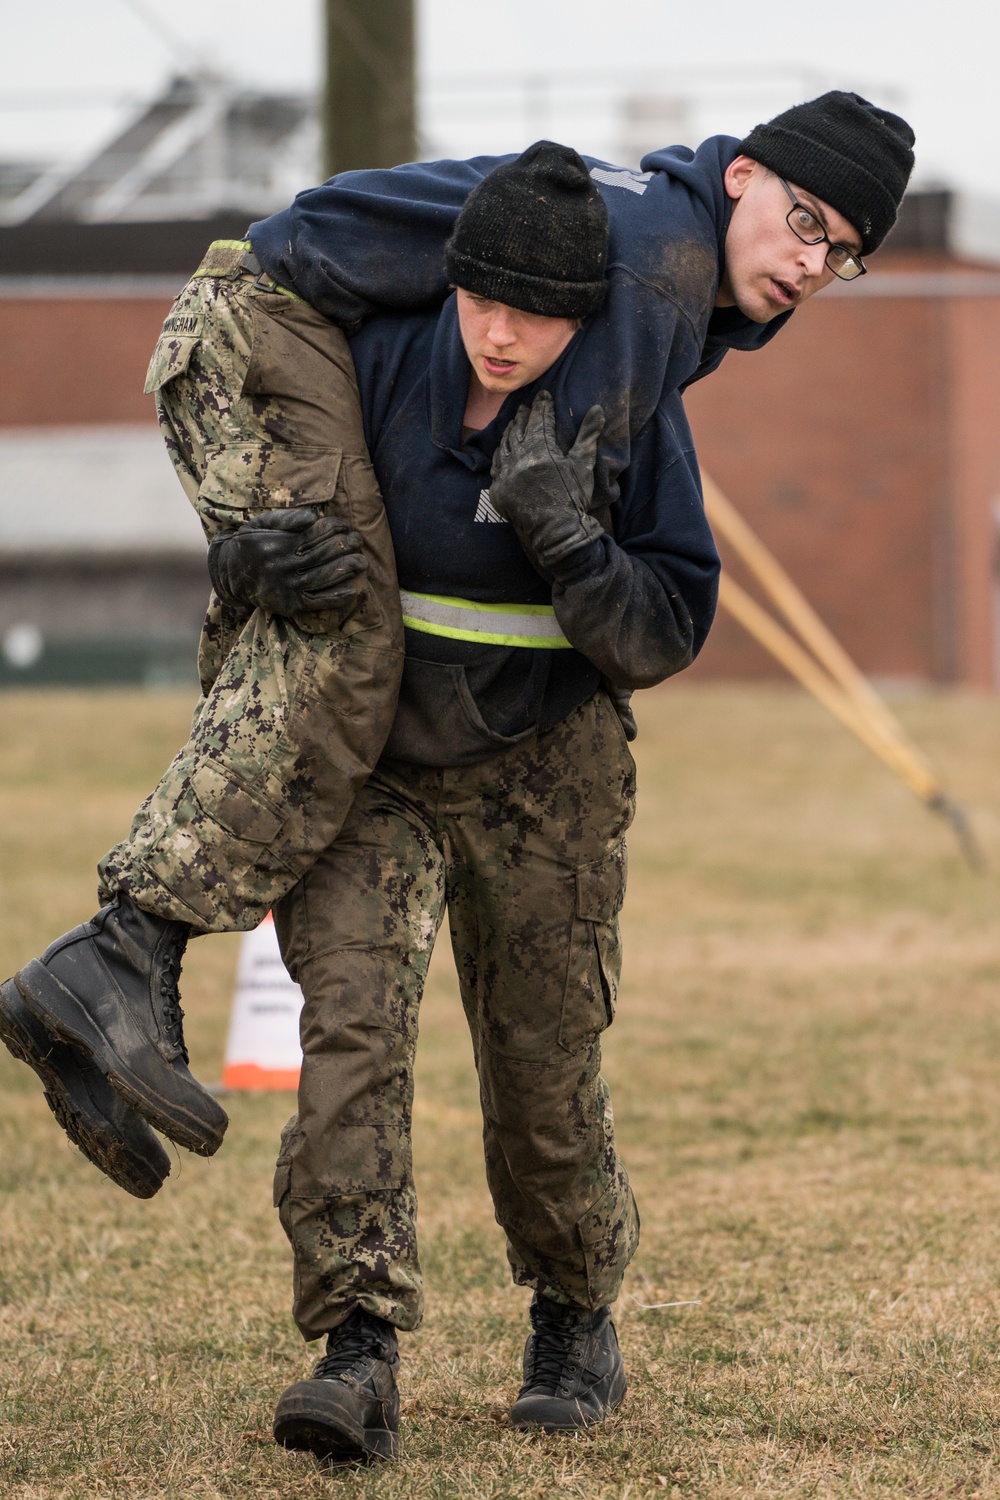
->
[1, 0, 996, 196]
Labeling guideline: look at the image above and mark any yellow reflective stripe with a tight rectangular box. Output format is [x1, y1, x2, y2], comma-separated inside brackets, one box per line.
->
[400, 589, 573, 649]
[407, 591, 560, 618]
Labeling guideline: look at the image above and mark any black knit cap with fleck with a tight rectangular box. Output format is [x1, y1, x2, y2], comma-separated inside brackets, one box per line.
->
[445, 140, 609, 319]
[738, 91, 915, 254]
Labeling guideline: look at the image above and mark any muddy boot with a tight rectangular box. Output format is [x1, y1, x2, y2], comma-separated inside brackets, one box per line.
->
[273, 1308, 400, 1464]
[10, 894, 227, 1156]
[0, 977, 172, 1198]
[509, 1293, 627, 1432]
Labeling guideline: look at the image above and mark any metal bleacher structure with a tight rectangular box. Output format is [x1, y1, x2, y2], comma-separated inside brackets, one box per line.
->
[0, 73, 319, 685]
[0, 71, 317, 267]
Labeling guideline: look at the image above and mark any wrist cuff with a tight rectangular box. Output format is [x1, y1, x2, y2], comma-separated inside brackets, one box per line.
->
[546, 532, 605, 585]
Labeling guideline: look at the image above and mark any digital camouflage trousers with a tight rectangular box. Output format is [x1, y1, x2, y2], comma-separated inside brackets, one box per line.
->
[97, 240, 404, 931]
[271, 688, 641, 1338]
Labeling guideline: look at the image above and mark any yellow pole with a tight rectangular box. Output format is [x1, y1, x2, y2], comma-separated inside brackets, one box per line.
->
[702, 474, 935, 765]
[702, 475, 982, 867]
[718, 576, 938, 798]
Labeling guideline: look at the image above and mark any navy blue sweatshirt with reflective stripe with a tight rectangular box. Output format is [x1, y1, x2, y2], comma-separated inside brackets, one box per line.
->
[248, 140, 794, 749]
[346, 293, 714, 745]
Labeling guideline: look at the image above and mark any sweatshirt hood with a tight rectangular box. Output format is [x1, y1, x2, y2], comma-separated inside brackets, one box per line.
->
[638, 135, 794, 356]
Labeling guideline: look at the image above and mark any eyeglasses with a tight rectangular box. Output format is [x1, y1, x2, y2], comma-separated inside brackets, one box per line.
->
[777, 177, 867, 282]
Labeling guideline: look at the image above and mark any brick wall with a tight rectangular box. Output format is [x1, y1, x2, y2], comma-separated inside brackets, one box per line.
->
[0, 294, 171, 427]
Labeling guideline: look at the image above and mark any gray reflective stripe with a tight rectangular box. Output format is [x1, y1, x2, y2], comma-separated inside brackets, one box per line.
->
[399, 589, 573, 649]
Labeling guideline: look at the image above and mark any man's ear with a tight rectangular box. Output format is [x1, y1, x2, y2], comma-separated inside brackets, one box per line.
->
[723, 155, 758, 202]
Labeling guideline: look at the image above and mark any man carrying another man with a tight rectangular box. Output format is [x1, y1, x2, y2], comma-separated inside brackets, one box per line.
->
[1, 93, 913, 1454]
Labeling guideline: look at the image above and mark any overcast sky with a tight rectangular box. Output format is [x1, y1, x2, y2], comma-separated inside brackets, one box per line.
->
[1, 0, 996, 197]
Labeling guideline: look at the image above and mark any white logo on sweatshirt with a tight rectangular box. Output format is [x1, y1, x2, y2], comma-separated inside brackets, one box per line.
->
[589, 166, 653, 196]
[474, 489, 506, 524]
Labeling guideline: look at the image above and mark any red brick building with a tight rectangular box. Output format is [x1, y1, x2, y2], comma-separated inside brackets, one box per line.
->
[0, 281, 173, 428]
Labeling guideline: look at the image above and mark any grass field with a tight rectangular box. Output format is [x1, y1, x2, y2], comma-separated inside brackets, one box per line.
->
[2, 683, 1000, 1499]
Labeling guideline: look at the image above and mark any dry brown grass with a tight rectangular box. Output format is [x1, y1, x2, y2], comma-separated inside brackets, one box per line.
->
[2, 682, 1000, 1498]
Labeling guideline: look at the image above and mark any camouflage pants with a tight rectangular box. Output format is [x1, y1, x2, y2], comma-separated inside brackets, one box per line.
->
[97, 242, 404, 931]
[272, 689, 640, 1338]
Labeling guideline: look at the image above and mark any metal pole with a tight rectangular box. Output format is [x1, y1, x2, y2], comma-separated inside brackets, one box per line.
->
[323, 0, 416, 178]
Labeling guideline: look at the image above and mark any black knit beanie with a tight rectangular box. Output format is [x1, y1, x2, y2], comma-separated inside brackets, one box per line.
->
[738, 91, 915, 254]
[445, 140, 608, 319]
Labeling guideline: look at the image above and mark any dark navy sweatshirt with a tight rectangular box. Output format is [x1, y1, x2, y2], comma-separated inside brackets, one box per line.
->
[249, 140, 794, 762]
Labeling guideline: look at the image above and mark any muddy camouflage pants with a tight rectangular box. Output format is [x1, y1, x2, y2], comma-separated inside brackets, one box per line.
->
[97, 242, 404, 931]
[271, 689, 640, 1338]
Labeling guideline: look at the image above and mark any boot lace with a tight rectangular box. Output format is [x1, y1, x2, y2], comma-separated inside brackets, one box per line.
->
[158, 931, 189, 1062]
[313, 1312, 394, 1382]
[525, 1300, 590, 1391]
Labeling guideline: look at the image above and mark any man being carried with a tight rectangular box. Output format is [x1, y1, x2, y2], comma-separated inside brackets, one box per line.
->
[0, 95, 912, 1216]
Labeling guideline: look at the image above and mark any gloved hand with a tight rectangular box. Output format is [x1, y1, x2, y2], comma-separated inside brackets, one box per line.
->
[489, 390, 606, 582]
[208, 508, 368, 629]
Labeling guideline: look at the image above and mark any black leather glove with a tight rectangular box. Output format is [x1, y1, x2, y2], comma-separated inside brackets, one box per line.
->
[207, 508, 368, 629]
[489, 390, 606, 582]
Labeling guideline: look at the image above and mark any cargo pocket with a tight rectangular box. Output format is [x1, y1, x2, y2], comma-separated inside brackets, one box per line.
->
[147, 757, 289, 903]
[140, 756, 291, 920]
[558, 838, 628, 1054]
[273, 1114, 300, 1249]
[189, 758, 286, 847]
[273, 1114, 299, 1207]
[143, 316, 203, 394]
[196, 441, 343, 528]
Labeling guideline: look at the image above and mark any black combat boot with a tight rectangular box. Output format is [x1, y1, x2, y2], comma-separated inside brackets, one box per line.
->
[509, 1292, 627, 1432]
[9, 894, 227, 1156]
[0, 978, 171, 1198]
[273, 1307, 400, 1464]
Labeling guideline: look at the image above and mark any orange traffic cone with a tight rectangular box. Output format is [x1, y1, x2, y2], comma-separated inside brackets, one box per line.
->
[221, 912, 302, 1090]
